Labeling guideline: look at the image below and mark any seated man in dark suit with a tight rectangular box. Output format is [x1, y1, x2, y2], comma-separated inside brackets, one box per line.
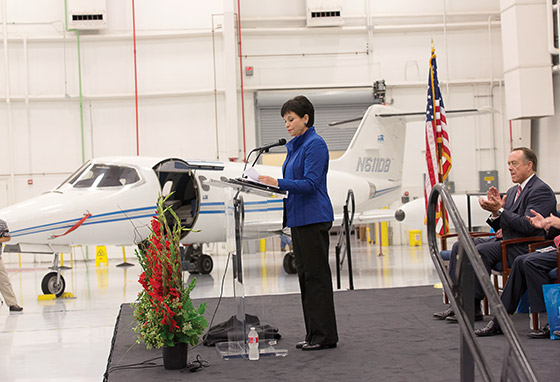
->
[475, 209, 560, 338]
[433, 147, 557, 322]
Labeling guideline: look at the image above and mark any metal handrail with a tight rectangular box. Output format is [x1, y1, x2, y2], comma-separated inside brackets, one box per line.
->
[335, 189, 355, 290]
[427, 184, 538, 382]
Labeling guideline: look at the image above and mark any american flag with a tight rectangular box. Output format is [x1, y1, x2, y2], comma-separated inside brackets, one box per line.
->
[424, 46, 452, 235]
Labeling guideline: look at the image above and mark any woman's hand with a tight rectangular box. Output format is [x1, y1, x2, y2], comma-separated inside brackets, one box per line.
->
[527, 210, 560, 231]
[258, 175, 278, 187]
[546, 214, 560, 230]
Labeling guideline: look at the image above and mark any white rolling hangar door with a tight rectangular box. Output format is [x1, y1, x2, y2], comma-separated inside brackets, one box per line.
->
[255, 90, 375, 155]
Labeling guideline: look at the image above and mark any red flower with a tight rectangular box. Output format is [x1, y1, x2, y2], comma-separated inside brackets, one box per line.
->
[135, 206, 203, 348]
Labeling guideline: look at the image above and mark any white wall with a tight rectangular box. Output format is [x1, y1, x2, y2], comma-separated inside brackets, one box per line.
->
[0, 0, 555, 212]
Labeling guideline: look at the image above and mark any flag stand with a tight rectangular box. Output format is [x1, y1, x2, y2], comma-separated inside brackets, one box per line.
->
[425, 40, 452, 237]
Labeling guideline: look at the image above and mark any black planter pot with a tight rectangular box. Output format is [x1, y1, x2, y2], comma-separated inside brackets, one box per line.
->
[162, 342, 188, 370]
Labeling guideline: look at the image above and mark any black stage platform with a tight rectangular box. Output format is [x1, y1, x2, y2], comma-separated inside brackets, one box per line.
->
[104, 286, 558, 381]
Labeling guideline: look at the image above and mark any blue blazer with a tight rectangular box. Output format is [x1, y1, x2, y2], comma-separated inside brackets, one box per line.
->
[488, 175, 557, 240]
[277, 127, 334, 228]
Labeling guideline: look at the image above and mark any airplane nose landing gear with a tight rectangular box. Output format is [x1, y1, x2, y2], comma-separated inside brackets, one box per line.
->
[42, 252, 67, 297]
[3, 245, 70, 298]
[41, 271, 66, 297]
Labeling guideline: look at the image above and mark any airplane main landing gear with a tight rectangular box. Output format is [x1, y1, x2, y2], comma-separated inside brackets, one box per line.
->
[283, 251, 296, 274]
[181, 245, 213, 274]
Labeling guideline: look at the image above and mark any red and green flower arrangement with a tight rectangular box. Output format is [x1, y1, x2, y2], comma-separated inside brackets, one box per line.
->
[133, 195, 207, 349]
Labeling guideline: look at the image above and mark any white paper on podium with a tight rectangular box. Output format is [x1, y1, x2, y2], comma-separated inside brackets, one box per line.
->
[242, 168, 283, 191]
[242, 167, 261, 183]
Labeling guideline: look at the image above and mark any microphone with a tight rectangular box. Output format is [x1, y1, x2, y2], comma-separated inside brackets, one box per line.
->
[257, 138, 287, 153]
[242, 138, 287, 175]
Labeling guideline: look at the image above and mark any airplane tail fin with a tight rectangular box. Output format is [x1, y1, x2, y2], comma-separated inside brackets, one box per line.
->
[330, 104, 407, 186]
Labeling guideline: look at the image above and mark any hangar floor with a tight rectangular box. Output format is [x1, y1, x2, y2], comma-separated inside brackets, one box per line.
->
[0, 239, 440, 382]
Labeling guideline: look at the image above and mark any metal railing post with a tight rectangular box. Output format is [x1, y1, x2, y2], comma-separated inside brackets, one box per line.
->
[427, 183, 538, 382]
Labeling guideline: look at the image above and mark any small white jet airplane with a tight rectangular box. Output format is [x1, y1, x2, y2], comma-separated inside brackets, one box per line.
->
[395, 190, 560, 233]
[394, 194, 493, 230]
[0, 103, 409, 296]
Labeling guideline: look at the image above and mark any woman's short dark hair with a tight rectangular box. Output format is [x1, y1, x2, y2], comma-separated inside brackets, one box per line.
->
[280, 95, 314, 127]
[512, 146, 538, 172]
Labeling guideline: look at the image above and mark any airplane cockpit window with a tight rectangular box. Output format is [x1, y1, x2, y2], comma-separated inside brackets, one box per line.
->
[72, 164, 140, 188]
[56, 161, 91, 190]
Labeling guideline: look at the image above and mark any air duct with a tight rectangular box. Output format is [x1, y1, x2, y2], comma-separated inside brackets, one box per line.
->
[67, 0, 107, 30]
[306, 0, 343, 27]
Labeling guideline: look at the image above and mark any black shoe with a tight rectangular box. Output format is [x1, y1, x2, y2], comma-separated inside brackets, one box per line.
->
[9, 305, 23, 312]
[528, 324, 550, 339]
[433, 306, 454, 320]
[295, 341, 308, 349]
[446, 311, 483, 323]
[301, 343, 337, 351]
[474, 320, 502, 337]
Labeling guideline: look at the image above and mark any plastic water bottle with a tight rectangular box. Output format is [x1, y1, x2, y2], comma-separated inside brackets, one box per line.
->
[248, 327, 259, 360]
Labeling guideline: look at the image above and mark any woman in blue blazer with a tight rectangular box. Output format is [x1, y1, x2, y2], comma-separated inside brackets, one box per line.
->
[259, 96, 338, 351]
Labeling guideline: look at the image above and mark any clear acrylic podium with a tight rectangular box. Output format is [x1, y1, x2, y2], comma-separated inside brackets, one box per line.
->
[209, 178, 289, 360]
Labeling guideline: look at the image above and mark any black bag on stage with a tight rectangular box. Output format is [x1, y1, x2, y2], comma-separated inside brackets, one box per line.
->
[202, 314, 281, 346]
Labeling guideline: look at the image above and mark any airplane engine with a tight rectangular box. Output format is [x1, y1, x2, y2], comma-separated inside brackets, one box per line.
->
[394, 194, 490, 231]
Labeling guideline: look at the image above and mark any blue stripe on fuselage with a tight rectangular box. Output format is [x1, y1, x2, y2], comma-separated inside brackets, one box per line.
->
[10, 188, 396, 238]
[10, 206, 157, 236]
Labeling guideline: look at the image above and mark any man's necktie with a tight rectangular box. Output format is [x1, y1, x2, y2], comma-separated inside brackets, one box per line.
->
[514, 185, 522, 202]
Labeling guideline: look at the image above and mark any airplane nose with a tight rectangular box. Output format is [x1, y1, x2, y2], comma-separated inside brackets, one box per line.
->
[395, 209, 405, 222]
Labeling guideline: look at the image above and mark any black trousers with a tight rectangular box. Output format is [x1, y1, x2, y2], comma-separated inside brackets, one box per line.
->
[291, 222, 338, 345]
[449, 237, 501, 302]
[502, 250, 557, 314]
[449, 237, 527, 302]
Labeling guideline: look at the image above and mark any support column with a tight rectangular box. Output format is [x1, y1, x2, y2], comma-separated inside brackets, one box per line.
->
[500, 0, 554, 120]
[222, 0, 241, 161]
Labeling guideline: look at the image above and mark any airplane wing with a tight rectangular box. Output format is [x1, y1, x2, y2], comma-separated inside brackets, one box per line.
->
[329, 107, 496, 126]
[375, 107, 496, 122]
[353, 209, 396, 224]
[242, 220, 285, 238]
[4, 243, 72, 254]
[334, 209, 396, 226]
[242, 208, 396, 238]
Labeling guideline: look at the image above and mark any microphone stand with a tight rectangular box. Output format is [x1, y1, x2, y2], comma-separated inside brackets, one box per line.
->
[242, 147, 270, 177]
[250, 148, 269, 168]
[242, 148, 260, 176]
[242, 139, 286, 176]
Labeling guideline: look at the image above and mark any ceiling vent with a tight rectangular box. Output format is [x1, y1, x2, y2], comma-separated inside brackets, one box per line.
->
[306, 0, 343, 27]
[67, 0, 107, 30]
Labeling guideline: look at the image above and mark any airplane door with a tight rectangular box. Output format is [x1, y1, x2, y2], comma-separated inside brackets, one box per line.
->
[153, 159, 201, 240]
